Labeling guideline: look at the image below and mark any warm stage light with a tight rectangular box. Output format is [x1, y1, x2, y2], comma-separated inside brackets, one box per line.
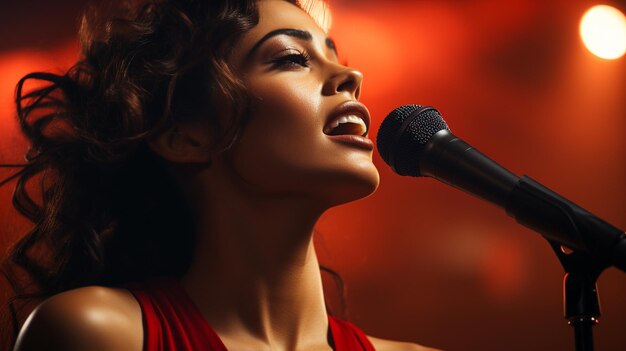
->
[580, 5, 626, 59]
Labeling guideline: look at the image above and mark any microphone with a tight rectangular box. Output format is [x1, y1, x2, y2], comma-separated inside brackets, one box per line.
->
[376, 104, 626, 272]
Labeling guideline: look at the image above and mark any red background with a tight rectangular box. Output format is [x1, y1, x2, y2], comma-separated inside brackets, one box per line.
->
[1, 1, 625, 350]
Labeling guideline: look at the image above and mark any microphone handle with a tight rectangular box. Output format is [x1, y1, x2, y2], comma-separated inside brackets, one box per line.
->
[507, 176, 626, 272]
[419, 130, 626, 272]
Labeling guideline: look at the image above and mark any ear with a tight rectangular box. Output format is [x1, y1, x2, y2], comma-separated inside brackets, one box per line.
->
[147, 122, 213, 164]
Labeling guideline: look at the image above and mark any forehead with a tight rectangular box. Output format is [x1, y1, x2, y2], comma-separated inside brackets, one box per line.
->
[232, 0, 328, 61]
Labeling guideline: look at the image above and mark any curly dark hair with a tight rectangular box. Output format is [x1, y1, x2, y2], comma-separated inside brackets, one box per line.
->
[0, 0, 315, 346]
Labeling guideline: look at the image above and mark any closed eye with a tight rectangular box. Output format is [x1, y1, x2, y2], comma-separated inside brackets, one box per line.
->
[270, 50, 311, 69]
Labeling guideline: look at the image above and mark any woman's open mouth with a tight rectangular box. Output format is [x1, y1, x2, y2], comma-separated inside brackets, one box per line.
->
[323, 101, 373, 150]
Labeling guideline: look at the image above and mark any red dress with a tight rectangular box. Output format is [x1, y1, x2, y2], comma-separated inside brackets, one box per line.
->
[125, 277, 376, 351]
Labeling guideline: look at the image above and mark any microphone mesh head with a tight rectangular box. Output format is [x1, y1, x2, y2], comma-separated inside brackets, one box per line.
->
[376, 104, 449, 176]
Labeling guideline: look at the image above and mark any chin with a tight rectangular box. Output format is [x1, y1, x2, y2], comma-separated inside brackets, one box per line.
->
[316, 164, 380, 208]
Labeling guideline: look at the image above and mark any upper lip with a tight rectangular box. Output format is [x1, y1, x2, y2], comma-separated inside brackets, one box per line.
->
[324, 100, 371, 137]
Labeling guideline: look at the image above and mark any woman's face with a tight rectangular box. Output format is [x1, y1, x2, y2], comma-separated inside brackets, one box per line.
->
[223, 0, 379, 206]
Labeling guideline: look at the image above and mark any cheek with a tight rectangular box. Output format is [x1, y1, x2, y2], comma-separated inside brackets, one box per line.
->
[232, 81, 325, 189]
[253, 79, 323, 145]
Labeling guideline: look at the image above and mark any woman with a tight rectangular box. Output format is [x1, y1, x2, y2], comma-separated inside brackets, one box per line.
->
[5, 0, 438, 349]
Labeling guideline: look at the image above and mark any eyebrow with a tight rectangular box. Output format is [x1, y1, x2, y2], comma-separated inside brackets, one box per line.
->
[247, 28, 338, 58]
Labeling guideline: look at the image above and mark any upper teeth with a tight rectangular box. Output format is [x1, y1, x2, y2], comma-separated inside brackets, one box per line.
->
[324, 115, 367, 135]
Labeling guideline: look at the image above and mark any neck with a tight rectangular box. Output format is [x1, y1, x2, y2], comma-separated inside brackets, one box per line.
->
[180, 172, 332, 350]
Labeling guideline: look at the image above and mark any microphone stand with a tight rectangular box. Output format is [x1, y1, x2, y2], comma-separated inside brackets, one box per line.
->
[506, 176, 626, 351]
[505, 176, 625, 351]
[547, 240, 608, 351]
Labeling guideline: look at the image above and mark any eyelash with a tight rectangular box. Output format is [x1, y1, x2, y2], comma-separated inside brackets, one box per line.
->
[271, 50, 311, 68]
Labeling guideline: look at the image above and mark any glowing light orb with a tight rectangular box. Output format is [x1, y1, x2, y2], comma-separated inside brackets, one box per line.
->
[580, 5, 626, 59]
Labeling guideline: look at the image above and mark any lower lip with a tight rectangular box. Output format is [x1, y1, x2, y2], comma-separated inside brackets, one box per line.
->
[326, 134, 374, 150]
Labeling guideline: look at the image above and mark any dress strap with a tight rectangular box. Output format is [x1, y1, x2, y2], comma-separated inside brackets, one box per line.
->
[126, 277, 228, 351]
[329, 316, 376, 351]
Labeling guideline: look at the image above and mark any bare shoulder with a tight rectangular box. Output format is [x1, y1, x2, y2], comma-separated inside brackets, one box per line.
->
[13, 286, 143, 351]
[368, 335, 443, 351]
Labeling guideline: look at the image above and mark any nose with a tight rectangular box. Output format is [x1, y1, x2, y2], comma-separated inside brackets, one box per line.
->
[322, 65, 363, 100]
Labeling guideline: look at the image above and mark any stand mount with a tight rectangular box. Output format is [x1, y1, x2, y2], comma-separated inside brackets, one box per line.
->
[548, 240, 611, 351]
